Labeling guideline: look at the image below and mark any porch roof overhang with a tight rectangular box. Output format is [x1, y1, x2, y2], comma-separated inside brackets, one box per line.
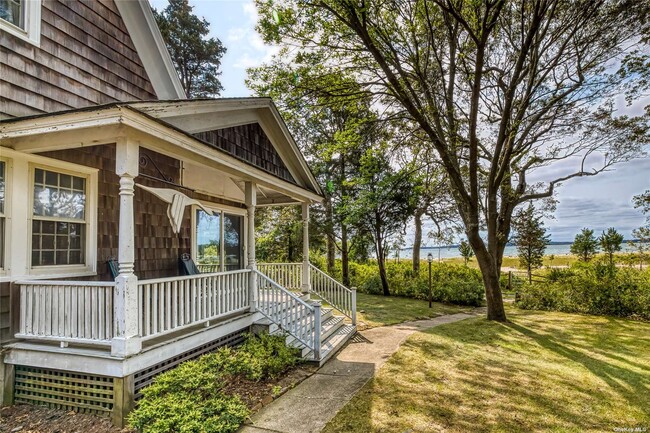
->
[0, 100, 323, 205]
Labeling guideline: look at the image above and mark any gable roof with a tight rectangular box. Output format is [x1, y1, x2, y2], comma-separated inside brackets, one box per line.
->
[115, 1, 186, 99]
[0, 98, 323, 199]
[128, 98, 322, 196]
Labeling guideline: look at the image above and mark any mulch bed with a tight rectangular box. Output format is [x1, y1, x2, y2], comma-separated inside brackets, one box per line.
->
[0, 365, 316, 433]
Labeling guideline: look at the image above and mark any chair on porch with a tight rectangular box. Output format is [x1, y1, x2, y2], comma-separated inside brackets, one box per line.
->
[179, 253, 201, 276]
[107, 257, 119, 280]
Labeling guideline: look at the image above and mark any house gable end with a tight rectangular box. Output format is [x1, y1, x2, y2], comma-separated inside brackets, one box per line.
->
[194, 123, 297, 185]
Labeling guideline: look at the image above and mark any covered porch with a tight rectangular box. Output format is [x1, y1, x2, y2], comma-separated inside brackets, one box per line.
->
[0, 99, 356, 423]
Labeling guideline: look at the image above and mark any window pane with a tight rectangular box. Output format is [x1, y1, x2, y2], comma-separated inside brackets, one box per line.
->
[196, 210, 220, 271]
[0, 0, 23, 29]
[0, 160, 5, 214]
[33, 169, 86, 220]
[31, 220, 85, 266]
[224, 214, 243, 271]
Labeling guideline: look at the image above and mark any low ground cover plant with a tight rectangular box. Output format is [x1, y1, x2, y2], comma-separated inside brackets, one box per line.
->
[516, 262, 650, 320]
[128, 332, 300, 433]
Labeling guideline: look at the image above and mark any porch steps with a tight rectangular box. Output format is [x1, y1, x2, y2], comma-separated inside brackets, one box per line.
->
[255, 300, 356, 365]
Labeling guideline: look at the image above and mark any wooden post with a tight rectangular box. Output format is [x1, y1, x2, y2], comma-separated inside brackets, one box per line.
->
[351, 287, 357, 326]
[313, 301, 321, 361]
[245, 181, 257, 313]
[301, 202, 310, 294]
[112, 139, 141, 357]
[1, 360, 14, 406]
[112, 374, 135, 428]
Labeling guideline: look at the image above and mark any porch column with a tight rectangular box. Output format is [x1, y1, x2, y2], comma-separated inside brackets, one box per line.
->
[245, 181, 257, 313]
[301, 202, 311, 293]
[112, 139, 142, 357]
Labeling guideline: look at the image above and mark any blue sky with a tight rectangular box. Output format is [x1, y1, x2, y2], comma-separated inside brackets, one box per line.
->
[150, 0, 650, 242]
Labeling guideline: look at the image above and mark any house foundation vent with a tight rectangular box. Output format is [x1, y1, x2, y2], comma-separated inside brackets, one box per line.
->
[133, 328, 247, 399]
[14, 366, 114, 416]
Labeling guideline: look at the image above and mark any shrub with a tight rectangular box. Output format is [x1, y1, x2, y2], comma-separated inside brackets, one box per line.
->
[128, 333, 300, 433]
[516, 264, 650, 320]
[347, 260, 485, 306]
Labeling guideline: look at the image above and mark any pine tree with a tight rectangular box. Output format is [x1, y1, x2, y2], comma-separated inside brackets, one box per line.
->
[458, 240, 474, 266]
[512, 204, 550, 283]
[570, 228, 599, 262]
[153, 0, 226, 97]
[599, 227, 624, 267]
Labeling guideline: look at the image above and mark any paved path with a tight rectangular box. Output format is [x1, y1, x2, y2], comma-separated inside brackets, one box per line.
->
[239, 311, 478, 433]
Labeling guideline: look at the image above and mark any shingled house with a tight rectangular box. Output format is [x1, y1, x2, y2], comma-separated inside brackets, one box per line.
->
[0, 0, 356, 425]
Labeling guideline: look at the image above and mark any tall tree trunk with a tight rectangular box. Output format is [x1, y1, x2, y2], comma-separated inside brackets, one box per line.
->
[325, 195, 336, 274]
[376, 238, 390, 296]
[412, 209, 424, 274]
[341, 223, 350, 286]
[468, 230, 507, 322]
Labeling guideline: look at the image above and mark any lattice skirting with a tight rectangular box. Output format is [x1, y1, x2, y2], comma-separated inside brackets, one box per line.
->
[133, 328, 248, 399]
[14, 366, 114, 416]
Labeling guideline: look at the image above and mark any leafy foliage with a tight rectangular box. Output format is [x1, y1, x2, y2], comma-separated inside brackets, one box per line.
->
[570, 228, 600, 262]
[339, 261, 484, 306]
[128, 333, 300, 433]
[253, 0, 650, 321]
[153, 0, 226, 97]
[516, 264, 650, 320]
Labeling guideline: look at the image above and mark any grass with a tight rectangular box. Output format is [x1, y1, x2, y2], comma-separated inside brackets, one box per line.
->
[438, 254, 580, 269]
[355, 292, 469, 328]
[323, 308, 650, 433]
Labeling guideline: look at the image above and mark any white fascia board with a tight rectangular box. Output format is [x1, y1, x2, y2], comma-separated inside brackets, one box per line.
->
[115, 1, 186, 99]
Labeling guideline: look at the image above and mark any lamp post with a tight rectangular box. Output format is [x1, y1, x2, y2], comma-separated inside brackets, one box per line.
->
[427, 252, 433, 308]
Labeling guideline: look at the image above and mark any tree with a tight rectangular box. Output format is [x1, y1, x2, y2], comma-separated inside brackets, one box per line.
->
[458, 240, 474, 266]
[255, 0, 650, 321]
[633, 190, 650, 225]
[629, 227, 650, 270]
[570, 228, 599, 262]
[599, 227, 624, 267]
[512, 204, 550, 283]
[346, 146, 416, 295]
[153, 0, 226, 97]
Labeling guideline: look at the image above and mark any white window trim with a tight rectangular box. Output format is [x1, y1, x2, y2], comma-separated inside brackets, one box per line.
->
[191, 203, 247, 271]
[27, 162, 98, 276]
[0, 157, 10, 276]
[0, 0, 41, 46]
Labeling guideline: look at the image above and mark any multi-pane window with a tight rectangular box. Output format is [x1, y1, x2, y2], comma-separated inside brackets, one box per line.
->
[0, 161, 5, 268]
[32, 168, 87, 267]
[195, 209, 244, 272]
[0, 0, 23, 28]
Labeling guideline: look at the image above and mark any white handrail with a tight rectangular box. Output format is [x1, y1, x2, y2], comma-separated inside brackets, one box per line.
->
[309, 264, 356, 325]
[137, 270, 251, 340]
[17, 281, 115, 345]
[257, 263, 302, 290]
[255, 270, 319, 354]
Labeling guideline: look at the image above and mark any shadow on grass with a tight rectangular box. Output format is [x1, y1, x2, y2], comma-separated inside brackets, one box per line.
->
[322, 311, 650, 433]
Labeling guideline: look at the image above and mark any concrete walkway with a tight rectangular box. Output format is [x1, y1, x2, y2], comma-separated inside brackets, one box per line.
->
[239, 311, 478, 433]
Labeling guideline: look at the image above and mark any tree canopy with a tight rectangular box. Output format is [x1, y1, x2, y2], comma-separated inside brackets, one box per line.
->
[253, 0, 650, 321]
[512, 204, 550, 283]
[571, 228, 599, 262]
[153, 0, 226, 97]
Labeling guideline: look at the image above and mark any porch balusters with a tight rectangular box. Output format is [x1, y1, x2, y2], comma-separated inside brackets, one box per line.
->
[112, 139, 142, 357]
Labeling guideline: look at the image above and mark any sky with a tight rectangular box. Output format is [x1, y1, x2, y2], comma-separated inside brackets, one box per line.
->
[149, 0, 650, 243]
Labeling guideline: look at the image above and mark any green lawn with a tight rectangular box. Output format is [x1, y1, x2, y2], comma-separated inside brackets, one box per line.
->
[324, 308, 650, 433]
[355, 292, 469, 328]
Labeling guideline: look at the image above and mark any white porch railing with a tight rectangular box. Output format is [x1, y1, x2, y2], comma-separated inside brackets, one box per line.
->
[255, 270, 320, 358]
[16, 280, 116, 346]
[138, 270, 250, 340]
[309, 264, 356, 325]
[257, 263, 302, 291]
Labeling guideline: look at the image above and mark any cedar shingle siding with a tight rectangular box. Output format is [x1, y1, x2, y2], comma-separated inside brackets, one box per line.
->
[0, 0, 157, 119]
[194, 123, 297, 184]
